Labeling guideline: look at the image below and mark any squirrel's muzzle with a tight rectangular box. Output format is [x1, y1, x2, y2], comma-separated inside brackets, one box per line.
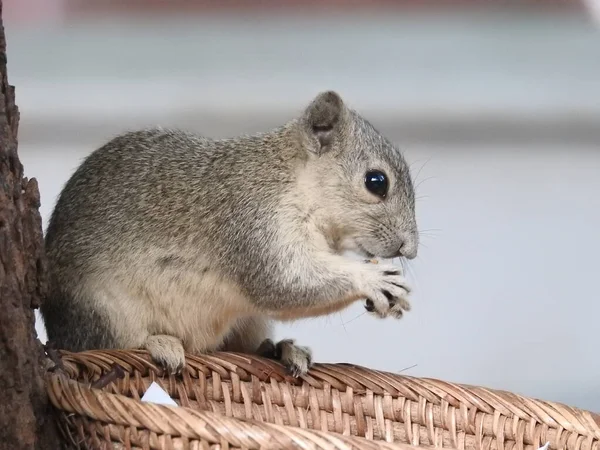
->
[389, 231, 419, 260]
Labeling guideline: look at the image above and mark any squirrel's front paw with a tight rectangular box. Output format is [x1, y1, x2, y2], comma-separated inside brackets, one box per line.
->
[257, 338, 312, 377]
[362, 263, 412, 319]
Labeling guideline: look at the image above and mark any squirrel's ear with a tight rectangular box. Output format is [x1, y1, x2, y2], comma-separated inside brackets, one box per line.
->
[302, 91, 345, 155]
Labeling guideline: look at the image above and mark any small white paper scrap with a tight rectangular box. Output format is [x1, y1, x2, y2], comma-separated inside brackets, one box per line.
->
[140, 382, 178, 407]
[538, 442, 550, 450]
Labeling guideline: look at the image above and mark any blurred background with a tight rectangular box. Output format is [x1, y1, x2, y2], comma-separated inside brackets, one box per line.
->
[4, 0, 600, 411]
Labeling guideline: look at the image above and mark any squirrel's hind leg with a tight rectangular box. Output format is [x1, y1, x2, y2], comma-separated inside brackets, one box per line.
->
[219, 316, 272, 353]
[256, 338, 312, 378]
[219, 317, 312, 377]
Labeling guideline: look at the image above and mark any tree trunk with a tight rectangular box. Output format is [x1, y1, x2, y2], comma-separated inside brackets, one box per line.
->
[0, 1, 60, 448]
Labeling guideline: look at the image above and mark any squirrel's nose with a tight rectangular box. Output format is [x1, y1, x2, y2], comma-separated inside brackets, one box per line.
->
[392, 234, 418, 260]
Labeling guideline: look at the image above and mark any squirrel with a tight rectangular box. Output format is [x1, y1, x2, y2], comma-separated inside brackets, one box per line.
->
[40, 91, 419, 377]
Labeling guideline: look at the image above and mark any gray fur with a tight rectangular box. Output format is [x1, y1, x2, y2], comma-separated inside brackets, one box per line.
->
[41, 91, 419, 376]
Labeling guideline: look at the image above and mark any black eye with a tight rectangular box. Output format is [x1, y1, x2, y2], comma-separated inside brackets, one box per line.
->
[364, 170, 388, 199]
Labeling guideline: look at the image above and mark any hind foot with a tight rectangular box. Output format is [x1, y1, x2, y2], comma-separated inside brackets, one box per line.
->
[257, 338, 312, 377]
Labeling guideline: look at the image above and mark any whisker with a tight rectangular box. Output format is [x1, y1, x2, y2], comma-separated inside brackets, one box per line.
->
[412, 157, 432, 186]
[342, 310, 367, 325]
[415, 176, 436, 191]
[405, 262, 418, 285]
[408, 156, 430, 170]
[397, 363, 418, 374]
[339, 312, 348, 333]
[398, 257, 406, 272]
[364, 213, 394, 231]
[408, 158, 425, 170]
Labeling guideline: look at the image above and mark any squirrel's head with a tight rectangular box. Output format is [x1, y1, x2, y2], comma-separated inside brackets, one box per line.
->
[295, 91, 419, 260]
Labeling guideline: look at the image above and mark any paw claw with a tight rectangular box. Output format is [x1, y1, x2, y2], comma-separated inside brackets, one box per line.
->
[287, 364, 303, 378]
[362, 263, 412, 319]
[384, 270, 401, 276]
[397, 297, 411, 311]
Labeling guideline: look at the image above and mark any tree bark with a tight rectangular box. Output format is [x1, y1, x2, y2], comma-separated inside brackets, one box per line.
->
[0, 1, 60, 448]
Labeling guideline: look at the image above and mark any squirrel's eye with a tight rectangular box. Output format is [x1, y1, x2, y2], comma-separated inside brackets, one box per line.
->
[364, 170, 388, 199]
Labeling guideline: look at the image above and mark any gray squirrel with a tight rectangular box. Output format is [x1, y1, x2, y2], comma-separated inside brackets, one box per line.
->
[41, 91, 419, 376]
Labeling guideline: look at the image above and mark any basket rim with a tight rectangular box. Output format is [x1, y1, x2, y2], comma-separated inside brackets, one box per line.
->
[54, 348, 600, 417]
[46, 371, 423, 450]
[47, 348, 600, 450]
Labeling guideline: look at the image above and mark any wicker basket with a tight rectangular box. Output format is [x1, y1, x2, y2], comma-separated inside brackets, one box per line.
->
[46, 349, 600, 450]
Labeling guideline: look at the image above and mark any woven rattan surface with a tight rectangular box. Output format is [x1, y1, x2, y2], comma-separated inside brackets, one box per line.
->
[48, 375, 417, 449]
[48, 349, 600, 450]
